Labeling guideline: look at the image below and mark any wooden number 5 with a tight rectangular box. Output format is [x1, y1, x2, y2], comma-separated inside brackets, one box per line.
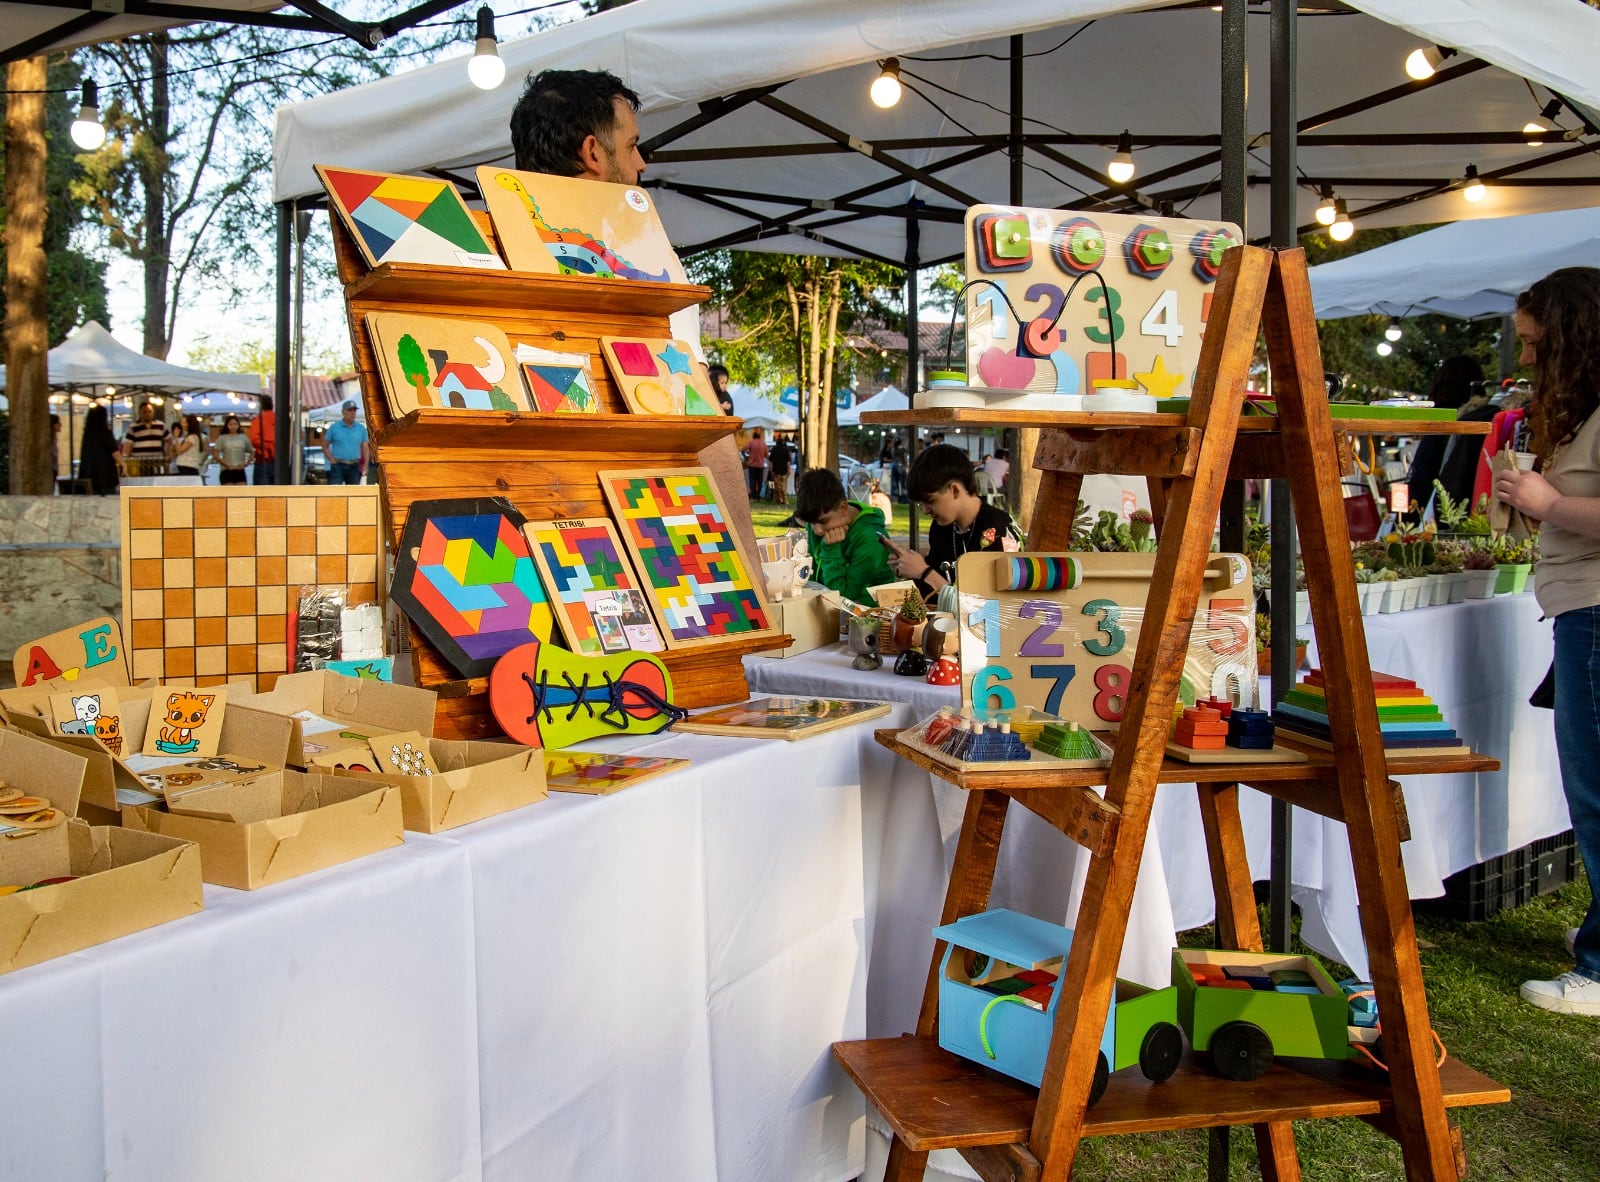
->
[1205, 597, 1249, 656]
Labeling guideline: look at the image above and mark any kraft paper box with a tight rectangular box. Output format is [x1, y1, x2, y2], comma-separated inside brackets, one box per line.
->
[764, 588, 841, 659]
[122, 769, 403, 890]
[0, 820, 203, 976]
[234, 671, 438, 768]
[0, 725, 88, 819]
[337, 738, 547, 833]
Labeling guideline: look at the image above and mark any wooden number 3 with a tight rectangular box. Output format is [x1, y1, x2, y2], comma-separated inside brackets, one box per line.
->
[1081, 598, 1126, 656]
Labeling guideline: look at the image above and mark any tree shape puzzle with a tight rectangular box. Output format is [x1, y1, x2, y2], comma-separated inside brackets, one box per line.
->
[389, 497, 556, 679]
[599, 337, 723, 416]
[523, 518, 664, 656]
[597, 468, 775, 649]
[316, 165, 505, 271]
[366, 312, 531, 416]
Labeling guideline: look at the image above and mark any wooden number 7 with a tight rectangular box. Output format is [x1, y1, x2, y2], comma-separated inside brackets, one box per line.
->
[1205, 597, 1249, 656]
[1029, 664, 1077, 715]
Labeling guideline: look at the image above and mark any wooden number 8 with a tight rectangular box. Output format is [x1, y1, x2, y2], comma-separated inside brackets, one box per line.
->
[973, 665, 1018, 713]
[1093, 664, 1130, 722]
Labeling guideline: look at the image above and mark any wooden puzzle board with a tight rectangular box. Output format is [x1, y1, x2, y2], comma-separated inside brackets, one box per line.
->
[120, 487, 382, 690]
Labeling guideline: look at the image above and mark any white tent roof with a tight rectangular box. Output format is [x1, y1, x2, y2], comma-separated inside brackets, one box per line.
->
[0, 0, 285, 61]
[1309, 206, 1600, 320]
[728, 385, 795, 430]
[838, 385, 907, 426]
[274, 0, 1600, 264]
[0, 322, 263, 395]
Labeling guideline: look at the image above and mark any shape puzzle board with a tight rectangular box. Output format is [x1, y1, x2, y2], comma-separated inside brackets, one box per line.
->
[962, 206, 1241, 400]
[955, 552, 1255, 727]
[476, 167, 686, 283]
[524, 518, 664, 656]
[120, 487, 382, 690]
[597, 468, 776, 650]
[600, 337, 722, 416]
[316, 165, 505, 271]
[366, 312, 530, 416]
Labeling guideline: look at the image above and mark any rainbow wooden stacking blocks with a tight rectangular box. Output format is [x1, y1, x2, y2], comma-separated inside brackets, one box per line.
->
[1272, 669, 1469, 757]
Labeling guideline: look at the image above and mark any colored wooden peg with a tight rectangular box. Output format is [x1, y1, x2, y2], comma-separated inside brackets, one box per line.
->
[1124, 224, 1174, 278]
[1051, 217, 1106, 275]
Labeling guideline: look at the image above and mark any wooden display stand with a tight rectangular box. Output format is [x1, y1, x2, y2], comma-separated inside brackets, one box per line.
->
[330, 214, 786, 737]
[837, 247, 1509, 1181]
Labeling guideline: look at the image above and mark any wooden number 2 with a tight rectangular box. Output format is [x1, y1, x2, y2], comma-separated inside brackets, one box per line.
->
[1018, 600, 1065, 657]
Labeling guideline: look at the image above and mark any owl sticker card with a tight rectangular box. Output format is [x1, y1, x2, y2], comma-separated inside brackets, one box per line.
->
[142, 685, 228, 758]
[50, 685, 126, 757]
[599, 337, 721, 416]
[366, 313, 531, 416]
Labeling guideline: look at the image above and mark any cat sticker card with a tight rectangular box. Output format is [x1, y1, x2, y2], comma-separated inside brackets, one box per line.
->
[599, 337, 721, 416]
[50, 685, 126, 757]
[366, 313, 531, 416]
[142, 685, 228, 758]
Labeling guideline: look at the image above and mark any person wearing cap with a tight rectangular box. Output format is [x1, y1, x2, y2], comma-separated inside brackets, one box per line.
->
[324, 400, 369, 485]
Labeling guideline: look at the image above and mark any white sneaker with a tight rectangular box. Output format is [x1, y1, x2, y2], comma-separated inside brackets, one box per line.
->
[1520, 971, 1600, 1016]
[1567, 928, 1579, 958]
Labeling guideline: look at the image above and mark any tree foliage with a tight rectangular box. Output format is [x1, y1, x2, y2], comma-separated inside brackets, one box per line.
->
[181, 329, 353, 379]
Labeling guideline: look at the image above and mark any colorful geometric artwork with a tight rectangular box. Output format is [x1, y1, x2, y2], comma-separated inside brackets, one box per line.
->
[366, 313, 530, 416]
[488, 639, 683, 749]
[315, 165, 505, 271]
[597, 468, 775, 649]
[476, 167, 686, 283]
[389, 497, 555, 679]
[516, 345, 597, 413]
[524, 518, 664, 656]
[599, 337, 722, 416]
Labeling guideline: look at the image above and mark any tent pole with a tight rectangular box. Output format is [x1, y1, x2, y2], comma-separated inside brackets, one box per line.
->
[1009, 32, 1045, 536]
[1218, 0, 1248, 555]
[293, 207, 310, 487]
[905, 206, 920, 549]
[274, 200, 293, 484]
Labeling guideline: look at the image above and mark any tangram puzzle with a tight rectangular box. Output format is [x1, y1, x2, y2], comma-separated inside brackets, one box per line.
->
[389, 497, 555, 679]
[597, 468, 774, 649]
[366, 312, 530, 415]
[120, 487, 382, 690]
[476, 167, 685, 282]
[516, 344, 597, 414]
[316, 165, 505, 271]
[599, 337, 722, 416]
[524, 518, 664, 656]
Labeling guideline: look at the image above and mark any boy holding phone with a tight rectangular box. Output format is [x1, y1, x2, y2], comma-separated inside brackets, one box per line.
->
[794, 468, 897, 605]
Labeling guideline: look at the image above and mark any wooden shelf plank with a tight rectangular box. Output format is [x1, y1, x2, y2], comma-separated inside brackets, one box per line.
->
[374, 408, 742, 453]
[834, 1036, 1508, 1153]
[343, 262, 709, 318]
[860, 408, 1492, 435]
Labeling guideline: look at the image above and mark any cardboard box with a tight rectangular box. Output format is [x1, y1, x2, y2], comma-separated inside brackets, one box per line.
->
[235, 671, 438, 768]
[764, 588, 841, 659]
[338, 738, 547, 832]
[0, 821, 203, 976]
[121, 770, 404, 890]
[0, 725, 88, 818]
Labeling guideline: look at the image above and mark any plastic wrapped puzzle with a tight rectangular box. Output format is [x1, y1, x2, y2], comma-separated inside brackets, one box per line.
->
[899, 705, 1110, 770]
[316, 165, 505, 271]
[523, 518, 664, 656]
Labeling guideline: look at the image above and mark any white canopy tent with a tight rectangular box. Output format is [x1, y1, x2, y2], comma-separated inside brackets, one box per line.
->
[0, 321, 262, 397]
[728, 385, 795, 430]
[838, 385, 908, 427]
[1308, 205, 1600, 320]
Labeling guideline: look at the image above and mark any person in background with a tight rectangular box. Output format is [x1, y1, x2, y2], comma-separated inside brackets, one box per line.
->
[79, 405, 122, 495]
[744, 427, 768, 501]
[121, 400, 168, 476]
[323, 399, 369, 485]
[883, 442, 1021, 601]
[1493, 265, 1600, 1017]
[867, 477, 893, 518]
[767, 430, 793, 506]
[171, 415, 206, 478]
[249, 394, 277, 485]
[795, 468, 896, 605]
[983, 446, 1011, 490]
[708, 363, 735, 415]
[1406, 355, 1483, 516]
[213, 414, 254, 486]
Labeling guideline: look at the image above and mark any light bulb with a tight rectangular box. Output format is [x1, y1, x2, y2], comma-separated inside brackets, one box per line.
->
[1376, 342, 1394, 357]
[870, 59, 902, 109]
[1328, 198, 1354, 242]
[1107, 130, 1135, 185]
[467, 7, 504, 90]
[1384, 320, 1403, 342]
[1314, 186, 1337, 226]
[1404, 45, 1452, 81]
[1461, 164, 1486, 203]
[1523, 102, 1561, 147]
[70, 80, 105, 150]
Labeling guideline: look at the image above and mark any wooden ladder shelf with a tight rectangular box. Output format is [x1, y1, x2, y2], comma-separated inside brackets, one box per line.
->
[834, 246, 1509, 1182]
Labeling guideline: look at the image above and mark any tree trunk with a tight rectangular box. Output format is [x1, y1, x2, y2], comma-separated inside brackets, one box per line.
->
[1016, 426, 1042, 540]
[5, 57, 52, 495]
[142, 33, 172, 360]
[821, 271, 842, 471]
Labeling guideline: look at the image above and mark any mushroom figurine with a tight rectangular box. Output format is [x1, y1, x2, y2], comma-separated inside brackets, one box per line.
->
[926, 654, 961, 686]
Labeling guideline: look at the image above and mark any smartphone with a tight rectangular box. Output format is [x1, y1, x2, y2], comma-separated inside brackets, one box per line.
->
[876, 533, 899, 551]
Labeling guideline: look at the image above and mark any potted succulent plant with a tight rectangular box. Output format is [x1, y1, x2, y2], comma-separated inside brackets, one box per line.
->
[1351, 540, 1390, 614]
[1385, 526, 1434, 609]
[1255, 611, 1308, 677]
[1462, 546, 1499, 598]
[892, 586, 926, 652]
[1430, 540, 1468, 604]
[1491, 535, 1534, 594]
[1378, 568, 1407, 613]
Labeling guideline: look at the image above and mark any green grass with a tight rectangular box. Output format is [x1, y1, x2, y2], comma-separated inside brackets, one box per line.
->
[1066, 873, 1599, 1178]
[749, 501, 912, 538]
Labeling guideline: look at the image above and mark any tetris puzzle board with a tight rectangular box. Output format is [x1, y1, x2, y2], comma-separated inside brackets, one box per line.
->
[120, 487, 383, 690]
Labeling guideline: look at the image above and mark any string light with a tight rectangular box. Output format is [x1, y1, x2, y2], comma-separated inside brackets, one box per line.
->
[1314, 185, 1337, 226]
[1328, 198, 1354, 242]
[467, 7, 505, 91]
[1404, 44, 1455, 81]
[70, 80, 105, 150]
[1461, 164, 1486, 203]
[1384, 319, 1403, 342]
[1376, 342, 1394, 357]
[1523, 99, 1562, 147]
[870, 59, 902, 109]
[1107, 130, 1136, 184]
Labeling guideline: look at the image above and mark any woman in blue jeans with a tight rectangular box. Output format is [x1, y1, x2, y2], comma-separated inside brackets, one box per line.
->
[1495, 266, 1600, 1016]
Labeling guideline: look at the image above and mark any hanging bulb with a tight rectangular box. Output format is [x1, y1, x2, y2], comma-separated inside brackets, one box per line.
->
[70, 79, 106, 150]
[1384, 319, 1403, 342]
[1107, 130, 1136, 185]
[1376, 342, 1394, 358]
[869, 59, 902, 109]
[1461, 164, 1486, 203]
[467, 7, 505, 91]
[1523, 100, 1562, 146]
[1404, 45, 1454, 81]
[1314, 185, 1337, 226]
[1328, 198, 1354, 242]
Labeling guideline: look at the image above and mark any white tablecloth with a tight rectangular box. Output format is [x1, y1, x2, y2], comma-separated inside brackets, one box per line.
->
[2, 728, 870, 1182]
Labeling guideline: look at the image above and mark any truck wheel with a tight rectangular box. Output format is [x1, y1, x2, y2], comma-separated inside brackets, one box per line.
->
[1139, 1021, 1184, 1082]
[1209, 1020, 1273, 1081]
[1087, 1050, 1110, 1107]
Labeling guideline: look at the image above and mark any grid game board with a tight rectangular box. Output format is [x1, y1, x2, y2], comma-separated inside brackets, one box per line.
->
[120, 487, 382, 690]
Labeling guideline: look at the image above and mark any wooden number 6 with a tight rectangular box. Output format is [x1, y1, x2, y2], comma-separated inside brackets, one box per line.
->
[973, 665, 1018, 712]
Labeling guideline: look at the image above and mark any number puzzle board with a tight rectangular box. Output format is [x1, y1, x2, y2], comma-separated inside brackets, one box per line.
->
[963, 206, 1241, 401]
[956, 552, 1254, 727]
[120, 487, 382, 690]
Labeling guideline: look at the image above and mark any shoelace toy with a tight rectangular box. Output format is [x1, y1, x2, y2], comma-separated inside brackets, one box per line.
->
[489, 639, 685, 748]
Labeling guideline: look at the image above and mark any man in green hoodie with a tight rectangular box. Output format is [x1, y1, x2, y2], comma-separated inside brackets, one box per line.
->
[795, 468, 896, 605]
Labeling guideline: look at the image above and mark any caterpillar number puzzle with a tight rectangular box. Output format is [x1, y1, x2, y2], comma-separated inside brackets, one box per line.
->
[597, 468, 775, 650]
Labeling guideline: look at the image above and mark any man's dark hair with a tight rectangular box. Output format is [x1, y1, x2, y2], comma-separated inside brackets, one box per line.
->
[908, 443, 977, 500]
[511, 69, 641, 174]
[796, 468, 847, 524]
[707, 363, 729, 380]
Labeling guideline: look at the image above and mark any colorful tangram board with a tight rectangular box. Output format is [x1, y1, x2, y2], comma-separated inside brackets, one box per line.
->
[388, 497, 555, 679]
[597, 468, 775, 649]
[516, 345, 597, 414]
[366, 313, 530, 415]
[523, 518, 664, 655]
[476, 167, 686, 283]
[962, 206, 1241, 400]
[316, 165, 505, 271]
[120, 488, 382, 689]
[599, 337, 722, 416]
